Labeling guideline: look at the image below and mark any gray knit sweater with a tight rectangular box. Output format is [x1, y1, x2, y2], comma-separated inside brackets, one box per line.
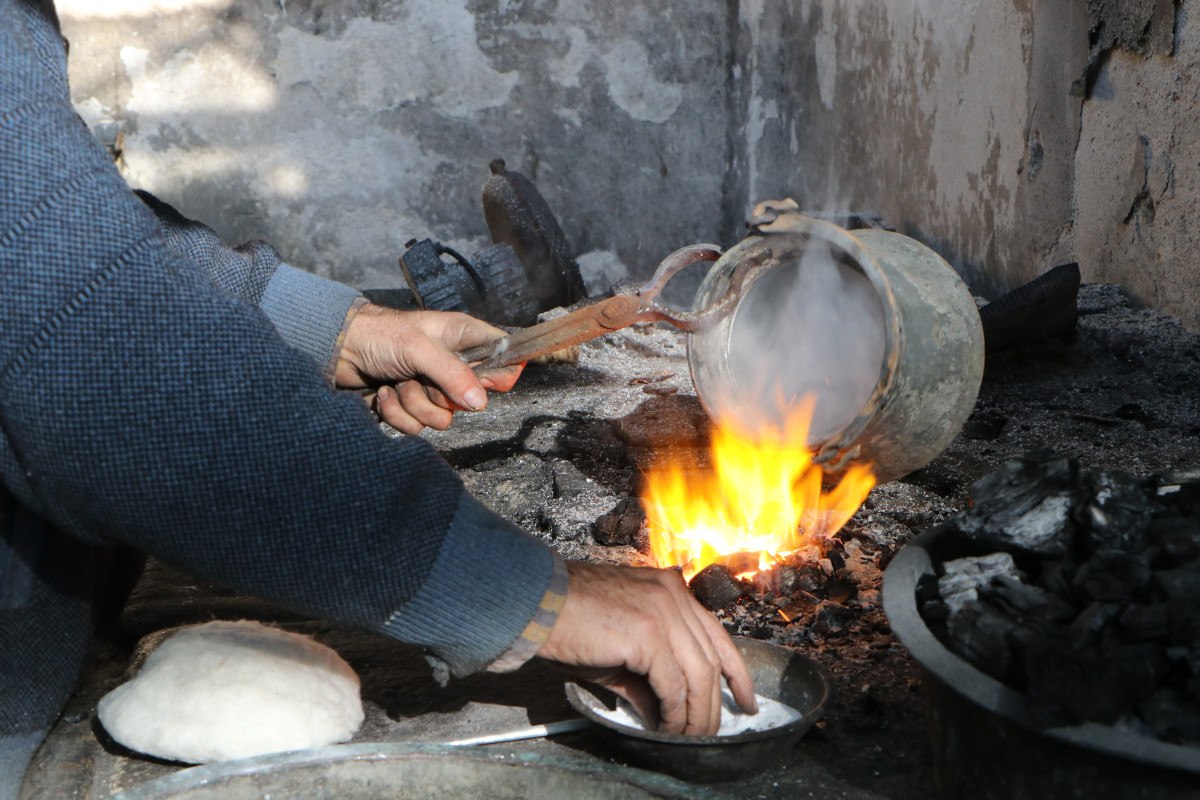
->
[0, 0, 555, 788]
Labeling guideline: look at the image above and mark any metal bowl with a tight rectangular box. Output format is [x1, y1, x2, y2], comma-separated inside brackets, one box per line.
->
[565, 637, 830, 782]
[108, 744, 719, 800]
[883, 526, 1200, 800]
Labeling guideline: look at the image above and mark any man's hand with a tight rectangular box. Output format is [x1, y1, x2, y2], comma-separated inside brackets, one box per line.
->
[537, 562, 758, 736]
[335, 304, 523, 434]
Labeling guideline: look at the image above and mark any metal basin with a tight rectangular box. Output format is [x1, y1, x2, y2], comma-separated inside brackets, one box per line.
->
[108, 744, 719, 800]
[883, 527, 1200, 800]
[566, 637, 829, 782]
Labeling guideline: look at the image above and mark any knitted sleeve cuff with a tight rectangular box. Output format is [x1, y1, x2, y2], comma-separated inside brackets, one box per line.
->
[486, 554, 568, 673]
[379, 493, 557, 679]
[259, 264, 364, 380]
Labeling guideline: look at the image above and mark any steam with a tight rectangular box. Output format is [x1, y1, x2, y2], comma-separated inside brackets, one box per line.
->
[717, 237, 886, 445]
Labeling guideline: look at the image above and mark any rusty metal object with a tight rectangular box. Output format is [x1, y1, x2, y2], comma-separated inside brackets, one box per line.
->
[398, 238, 540, 327]
[688, 200, 985, 483]
[482, 159, 587, 311]
[459, 243, 759, 370]
[979, 263, 1081, 353]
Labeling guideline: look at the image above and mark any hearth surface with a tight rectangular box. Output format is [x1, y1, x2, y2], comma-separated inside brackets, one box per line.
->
[22, 284, 1200, 799]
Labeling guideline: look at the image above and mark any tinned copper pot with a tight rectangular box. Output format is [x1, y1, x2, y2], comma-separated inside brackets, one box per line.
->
[687, 201, 984, 484]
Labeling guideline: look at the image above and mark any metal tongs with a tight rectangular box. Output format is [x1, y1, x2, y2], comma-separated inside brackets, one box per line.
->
[459, 244, 764, 370]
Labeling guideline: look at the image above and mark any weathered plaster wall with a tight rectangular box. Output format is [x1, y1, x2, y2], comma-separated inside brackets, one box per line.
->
[732, 0, 1200, 329]
[61, 0, 733, 292]
[728, 0, 1089, 298]
[60, 0, 1200, 329]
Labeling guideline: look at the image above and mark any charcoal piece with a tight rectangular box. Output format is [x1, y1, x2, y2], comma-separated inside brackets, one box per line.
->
[916, 572, 941, 604]
[1072, 549, 1152, 602]
[1186, 646, 1200, 702]
[1035, 558, 1077, 604]
[945, 602, 1017, 681]
[1024, 634, 1167, 727]
[689, 564, 745, 611]
[750, 564, 805, 597]
[1154, 565, 1200, 604]
[824, 577, 857, 605]
[1078, 470, 1155, 555]
[921, 599, 950, 623]
[1071, 602, 1123, 640]
[1153, 467, 1200, 514]
[1119, 604, 1170, 641]
[1138, 688, 1200, 744]
[938, 552, 1020, 613]
[593, 499, 645, 546]
[812, 601, 855, 636]
[956, 453, 1078, 557]
[980, 575, 1075, 623]
[1148, 517, 1200, 566]
[775, 565, 801, 595]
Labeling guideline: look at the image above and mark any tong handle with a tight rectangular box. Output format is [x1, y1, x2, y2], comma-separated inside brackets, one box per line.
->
[460, 244, 725, 370]
[460, 295, 644, 370]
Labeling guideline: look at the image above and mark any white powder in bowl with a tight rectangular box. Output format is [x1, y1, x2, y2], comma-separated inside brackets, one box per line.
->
[592, 686, 802, 737]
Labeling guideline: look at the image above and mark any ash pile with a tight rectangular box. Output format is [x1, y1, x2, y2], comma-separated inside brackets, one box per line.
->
[919, 450, 1200, 745]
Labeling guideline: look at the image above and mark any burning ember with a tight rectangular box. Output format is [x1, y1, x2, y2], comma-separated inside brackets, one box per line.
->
[642, 395, 876, 581]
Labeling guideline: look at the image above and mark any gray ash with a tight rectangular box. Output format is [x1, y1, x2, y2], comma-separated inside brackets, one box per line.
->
[920, 450, 1200, 746]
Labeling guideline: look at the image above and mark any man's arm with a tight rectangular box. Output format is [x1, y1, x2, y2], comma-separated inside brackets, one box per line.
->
[0, 0, 549, 677]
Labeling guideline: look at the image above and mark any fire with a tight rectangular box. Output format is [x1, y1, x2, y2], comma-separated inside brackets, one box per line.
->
[642, 395, 875, 581]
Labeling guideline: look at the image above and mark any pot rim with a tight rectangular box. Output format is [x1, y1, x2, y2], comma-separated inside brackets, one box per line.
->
[882, 526, 1200, 775]
[686, 213, 903, 469]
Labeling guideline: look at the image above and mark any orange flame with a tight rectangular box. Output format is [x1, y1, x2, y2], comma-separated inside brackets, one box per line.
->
[642, 395, 875, 581]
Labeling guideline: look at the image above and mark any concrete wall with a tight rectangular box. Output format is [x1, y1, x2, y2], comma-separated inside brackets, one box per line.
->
[61, 0, 734, 294]
[60, 0, 1200, 329]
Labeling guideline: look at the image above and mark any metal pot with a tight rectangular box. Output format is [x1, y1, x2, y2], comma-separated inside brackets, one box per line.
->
[687, 201, 984, 483]
[883, 526, 1200, 800]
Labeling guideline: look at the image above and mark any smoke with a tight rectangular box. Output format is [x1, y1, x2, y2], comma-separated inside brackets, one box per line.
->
[716, 236, 886, 446]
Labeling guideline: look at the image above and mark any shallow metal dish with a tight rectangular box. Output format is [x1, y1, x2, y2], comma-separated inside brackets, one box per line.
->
[108, 743, 719, 800]
[566, 636, 830, 782]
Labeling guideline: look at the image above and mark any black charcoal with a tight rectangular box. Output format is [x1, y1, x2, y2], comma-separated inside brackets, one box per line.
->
[1155, 565, 1200, 604]
[955, 452, 1078, 557]
[924, 454, 1200, 746]
[593, 499, 645, 546]
[938, 552, 1020, 613]
[824, 577, 857, 605]
[1139, 688, 1200, 744]
[945, 602, 1018, 681]
[812, 601, 855, 636]
[689, 564, 745, 611]
[1078, 470, 1155, 555]
[1072, 549, 1152, 602]
[980, 575, 1075, 623]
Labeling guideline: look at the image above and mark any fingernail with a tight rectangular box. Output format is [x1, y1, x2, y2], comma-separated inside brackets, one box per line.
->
[378, 386, 391, 401]
[463, 387, 486, 411]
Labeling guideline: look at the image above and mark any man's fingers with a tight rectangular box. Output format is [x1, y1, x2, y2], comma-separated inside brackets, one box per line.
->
[405, 336, 490, 412]
[699, 609, 758, 714]
[596, 673, 661, 730]
[661, 577, 724, 734]
[477, 364, 524, 393]
[376, 385, 424, 435]
[643, 648, 690, 735]
[393, 381, 454, 430]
